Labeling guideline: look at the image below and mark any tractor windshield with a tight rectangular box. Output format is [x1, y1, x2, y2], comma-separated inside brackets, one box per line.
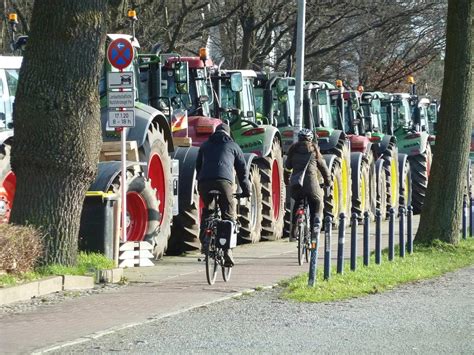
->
[161, 69, 210, 117]
[220, 84, 240, 125]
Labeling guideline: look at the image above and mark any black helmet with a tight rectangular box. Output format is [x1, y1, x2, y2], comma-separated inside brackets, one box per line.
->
[298, 128, 314, 142]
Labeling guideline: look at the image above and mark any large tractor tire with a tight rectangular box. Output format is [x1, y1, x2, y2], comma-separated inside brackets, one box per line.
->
[238, 164, 263, 244]
[324, 156, 343, 227]
[375, 159, 387, 218]
[168, 185, 201, 254]
[328, 140, 352, 219]
[408, 144, 432, 214]
[257, 139, 285, 241]
[351, 153, 370, 220]
[382, 143, 399, 214]
[109, 172, 163, 257]
[466, 159, 474, 198]
[139, 122, 174, 253]
[398, 155, 412, 208]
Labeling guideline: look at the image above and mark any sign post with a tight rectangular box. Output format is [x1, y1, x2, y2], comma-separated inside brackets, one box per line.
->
[107, 38, 135, 243]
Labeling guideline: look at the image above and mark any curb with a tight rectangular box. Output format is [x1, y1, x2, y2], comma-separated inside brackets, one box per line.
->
[0, 268, 123, 306]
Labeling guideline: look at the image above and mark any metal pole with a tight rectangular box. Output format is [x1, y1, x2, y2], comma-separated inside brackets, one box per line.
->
[350, 213, 358, 271]
[363, 211, 370, 266]
[470, 196, 473, 238]
[407, 206, 413, 254]
[324, 215, 332, 280]
[375, 209, 382, 264]
[462, 195, 467, 239]
[388, 208, 395, 261]
[337, 213, 345, 274]
[293, 0, 306, 142]
[399, 206, 406, 257]
[121, 127, 127, 242]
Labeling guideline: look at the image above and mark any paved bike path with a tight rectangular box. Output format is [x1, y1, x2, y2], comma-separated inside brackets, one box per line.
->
[0, 216, 419, 354]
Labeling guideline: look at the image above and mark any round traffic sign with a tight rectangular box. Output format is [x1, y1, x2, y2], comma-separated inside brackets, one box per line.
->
[107, 38, 134, 70]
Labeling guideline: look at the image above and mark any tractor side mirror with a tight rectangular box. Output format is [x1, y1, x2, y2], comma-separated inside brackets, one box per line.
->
[230, 72, 243, 92]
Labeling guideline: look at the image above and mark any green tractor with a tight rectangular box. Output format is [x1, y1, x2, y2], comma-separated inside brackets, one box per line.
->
[328, 86, 379, 221]
[253, 76, 352, 226]
[211, 69, 286, 241]
[356, 91, 402, 217]
[301, 81, 353, 223]
[99, 34, 177, 258]
[383, 85, 435, 214]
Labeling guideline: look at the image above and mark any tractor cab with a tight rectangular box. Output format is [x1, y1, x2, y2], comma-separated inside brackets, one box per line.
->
[360, 91, 387, 140]
[253, 73, 294, 128]
[254, 75, 296, 153]
[160, 54, 214, 119]
[302, 81, 336, 136]
[329, 87, 364, 136]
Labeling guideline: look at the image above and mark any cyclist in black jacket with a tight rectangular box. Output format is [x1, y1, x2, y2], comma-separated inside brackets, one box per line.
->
[196, 123, 251, 265]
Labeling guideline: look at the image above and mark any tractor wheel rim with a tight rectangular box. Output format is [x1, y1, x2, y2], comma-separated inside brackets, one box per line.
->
[250, 178, 258, 229]
[426, 147, 432, 177]
[341, 158, 349, 212]
[361, 174, 366, 213]
[404, 173, 410, 206]
[271, 160, 281, 220]
[0, 171, 16, 223]
[333, 177, 339, 217]
[126, 191, 148, 241]
[390, 159, 397, 207]
[148, 152, 165, 224]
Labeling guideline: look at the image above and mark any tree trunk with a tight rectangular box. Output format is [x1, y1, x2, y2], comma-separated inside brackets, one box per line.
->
[10, 0, 109, 266]
[415, 0, 472, 245]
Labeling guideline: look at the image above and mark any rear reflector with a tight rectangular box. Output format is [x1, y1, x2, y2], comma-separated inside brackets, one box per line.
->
[243, 127, 265, 136]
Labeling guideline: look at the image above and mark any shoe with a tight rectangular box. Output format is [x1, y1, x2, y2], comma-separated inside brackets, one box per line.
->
[289, 236, 297, 242]
[223, 249, 235, 267]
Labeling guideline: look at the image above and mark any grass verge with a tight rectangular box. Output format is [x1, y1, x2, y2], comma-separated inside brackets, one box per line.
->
[281, 238, 474, 303]
[0, 252, 115, 287]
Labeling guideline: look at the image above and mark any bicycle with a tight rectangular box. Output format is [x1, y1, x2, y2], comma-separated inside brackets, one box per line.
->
[293, 199, 310, 266]
[201, 191, 241, 285]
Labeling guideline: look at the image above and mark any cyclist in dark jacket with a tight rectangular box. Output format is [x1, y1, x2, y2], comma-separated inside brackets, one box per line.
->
[196, 123, 251, 265]
[285, 128, 331, 240]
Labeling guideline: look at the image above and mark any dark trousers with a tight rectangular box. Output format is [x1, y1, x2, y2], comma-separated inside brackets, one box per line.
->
[291, 188, 323, 231]
[198, 179, 236, 223]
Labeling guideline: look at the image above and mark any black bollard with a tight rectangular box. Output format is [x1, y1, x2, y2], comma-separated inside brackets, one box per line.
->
[375, 209, 382, 264]
[462, 195, 467, 239]
[407, 206, 413, 254]
[337, 213, 346, 274]
[399, 206, 406, 257]
[363, 211, 370, 266]
[388, 208, 395, 261]
[470, 196, 473, 238]
[324, 215, 332, 280]
[350, 213, 358, 271]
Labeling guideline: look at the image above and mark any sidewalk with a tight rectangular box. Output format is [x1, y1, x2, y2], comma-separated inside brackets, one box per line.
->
[0, 216, 419, 354]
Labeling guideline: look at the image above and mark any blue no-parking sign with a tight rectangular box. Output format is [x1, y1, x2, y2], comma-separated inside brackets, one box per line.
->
[107, 38, 134, 70]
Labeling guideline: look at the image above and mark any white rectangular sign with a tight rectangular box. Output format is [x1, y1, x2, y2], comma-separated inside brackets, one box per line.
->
[108, 91, 135, 109]
[108, 110, 135, 128]
[107, 71, 134, 90]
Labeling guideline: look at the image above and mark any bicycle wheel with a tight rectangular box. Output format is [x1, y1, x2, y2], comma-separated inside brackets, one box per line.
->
[222, 260, 232, 282]
[304, 234, 310, 263]
[308, 248, 318, 287]
[297, 223, 305, 266]
[205, 242, 218, 285]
